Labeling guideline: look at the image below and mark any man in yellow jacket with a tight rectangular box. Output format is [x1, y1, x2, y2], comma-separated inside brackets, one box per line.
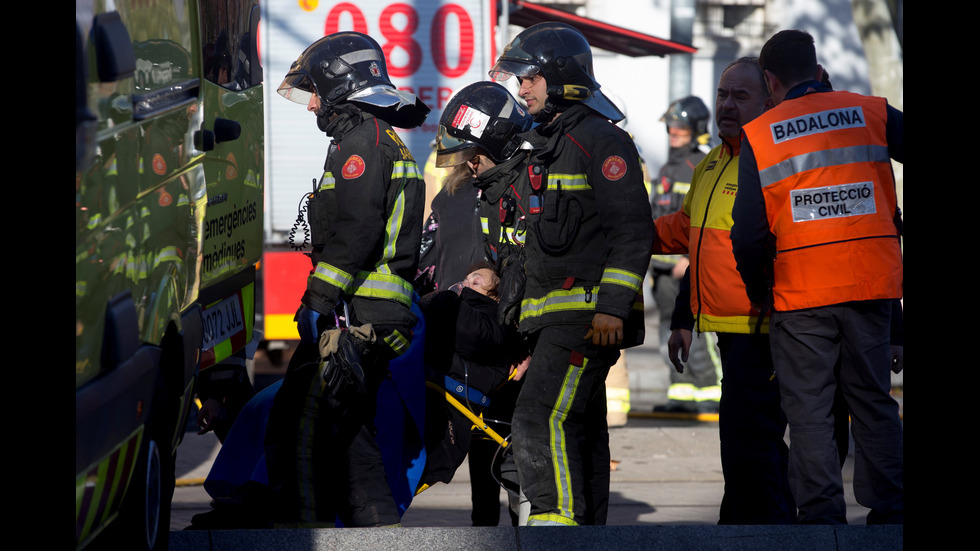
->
[653, 57, 795, 524]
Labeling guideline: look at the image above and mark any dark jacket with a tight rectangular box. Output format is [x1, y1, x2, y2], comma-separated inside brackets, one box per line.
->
[303, 106, 424, 329]
[518, 104, 653, 344]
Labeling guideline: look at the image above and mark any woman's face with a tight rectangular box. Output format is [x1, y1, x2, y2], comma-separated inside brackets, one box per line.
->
[462, 268, 498, 297]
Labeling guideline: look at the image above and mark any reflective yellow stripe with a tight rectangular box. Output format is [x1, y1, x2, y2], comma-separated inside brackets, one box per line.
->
[606, 386, 631, 413]
[392, 160, 422, 180]
[600, 267, 643, 293]
[352, 271, 413, 307]
[312, 262, 354, 292]
[520, 287, 596, 322]
[504, 224, 526, 245]
[528, 513, 579, 526]
[384, 330, 410, 357]
[547, 172, 589, 191]
[549, 355, 586, 520]
[319, 172, 335, 191]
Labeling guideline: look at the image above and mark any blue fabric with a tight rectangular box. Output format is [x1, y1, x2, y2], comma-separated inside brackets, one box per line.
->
[203, 297, 428, 517]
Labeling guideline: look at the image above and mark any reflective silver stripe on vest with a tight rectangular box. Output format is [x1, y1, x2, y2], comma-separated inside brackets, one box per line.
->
[312, 262, 354, 292]
[758, 144, 890, 188]
[600, 268, 643, 293]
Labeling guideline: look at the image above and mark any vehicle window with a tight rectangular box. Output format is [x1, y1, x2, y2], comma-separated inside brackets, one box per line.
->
[201, 0, 263, 91]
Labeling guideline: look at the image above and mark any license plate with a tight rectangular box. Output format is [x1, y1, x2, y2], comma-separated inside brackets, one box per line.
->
[201, 294, 245, 351]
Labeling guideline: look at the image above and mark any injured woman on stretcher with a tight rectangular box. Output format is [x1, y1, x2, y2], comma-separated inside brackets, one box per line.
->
[187, 265, 523, 529]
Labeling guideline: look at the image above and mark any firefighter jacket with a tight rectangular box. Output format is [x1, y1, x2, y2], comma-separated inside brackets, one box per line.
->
[475, 153, 532, 264]
[653, 136, 767, 334]
[734, 85, 903, 311]
[303, 107, 424, 329]
[518, 104, 653, 345]
[650, 143, 706, 272]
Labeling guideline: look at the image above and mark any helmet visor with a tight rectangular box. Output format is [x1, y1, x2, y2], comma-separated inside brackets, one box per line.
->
[435, 125, 483, 167]
[489, 58, 540, 83]
[277, 65, 316, 106]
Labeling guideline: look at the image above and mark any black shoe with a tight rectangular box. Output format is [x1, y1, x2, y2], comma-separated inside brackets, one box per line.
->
[653, 400, 698, 414]
[696, 401, 720, 414]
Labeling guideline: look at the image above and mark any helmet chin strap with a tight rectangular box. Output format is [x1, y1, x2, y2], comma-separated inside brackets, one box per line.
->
[533, 100, 557, 123]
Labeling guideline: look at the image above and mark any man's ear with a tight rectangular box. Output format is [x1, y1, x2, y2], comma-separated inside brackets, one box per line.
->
[764, 69, 779, 94]
[815, 63, 825, 84]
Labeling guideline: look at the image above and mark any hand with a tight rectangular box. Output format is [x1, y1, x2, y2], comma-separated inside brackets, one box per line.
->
[667, 329, 692, 374]
[584, 313, 624, 347]
[509, 355, 531, 381]
[671, 257, 689, 279]
[197, 398, 224, 435]
[296, 305, 322, 343]
[890, 344, 903, 374]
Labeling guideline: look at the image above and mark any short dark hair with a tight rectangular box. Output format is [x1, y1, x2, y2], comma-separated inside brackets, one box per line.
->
[759, 30, 818, 88]
[722, 56, 770, 98]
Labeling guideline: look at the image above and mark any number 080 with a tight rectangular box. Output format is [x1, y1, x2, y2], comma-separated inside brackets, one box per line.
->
[324, 2, 475, 78]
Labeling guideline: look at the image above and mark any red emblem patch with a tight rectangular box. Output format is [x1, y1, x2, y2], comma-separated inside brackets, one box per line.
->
[157, 189, 173, 207]
[152, 153, 167, 175]
[602, 156, 627, 181]
[342, 155, 366, 179]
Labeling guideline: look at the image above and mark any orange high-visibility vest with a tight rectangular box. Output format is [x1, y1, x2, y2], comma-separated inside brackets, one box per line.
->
[741, 91, 902, 311]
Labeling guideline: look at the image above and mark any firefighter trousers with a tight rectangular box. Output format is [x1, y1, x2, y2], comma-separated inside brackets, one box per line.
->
[264, 338, 401, 527]
[512, 324, 620, 526]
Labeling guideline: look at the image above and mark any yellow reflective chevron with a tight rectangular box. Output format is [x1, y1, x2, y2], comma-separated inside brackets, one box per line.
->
[318, 172, 335, 191]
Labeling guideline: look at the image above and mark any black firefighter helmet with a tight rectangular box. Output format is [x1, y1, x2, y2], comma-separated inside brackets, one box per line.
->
[661, 96, 711, 144]
[488, 22, 624, 123]
[277, 31, 429, 128]
[435, 81, 533, 168]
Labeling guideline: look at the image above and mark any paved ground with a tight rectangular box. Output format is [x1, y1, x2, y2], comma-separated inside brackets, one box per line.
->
[171, 295, 902, 533]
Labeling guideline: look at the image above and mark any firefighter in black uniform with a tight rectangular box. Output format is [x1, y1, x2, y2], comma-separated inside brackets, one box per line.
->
[432, 80, 534, 525]
[648, 96, 723, 414]
[489, 22, 653, 526]
[265, 32, 429, 527]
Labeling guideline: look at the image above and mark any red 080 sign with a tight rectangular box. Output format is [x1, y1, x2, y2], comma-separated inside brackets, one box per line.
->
[324, 2, 475, 78]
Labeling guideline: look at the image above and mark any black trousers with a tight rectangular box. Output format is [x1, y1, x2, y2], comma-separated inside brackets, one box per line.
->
[715, 333, 795, 524]
[512, 325, 619, 525]
[265, 338, 401, 527]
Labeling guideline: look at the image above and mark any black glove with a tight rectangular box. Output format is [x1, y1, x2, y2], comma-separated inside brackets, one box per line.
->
[496, 249, 526, 326]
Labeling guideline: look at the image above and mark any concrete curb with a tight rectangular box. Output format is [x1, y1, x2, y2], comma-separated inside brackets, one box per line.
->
[170, 525, 902, 550]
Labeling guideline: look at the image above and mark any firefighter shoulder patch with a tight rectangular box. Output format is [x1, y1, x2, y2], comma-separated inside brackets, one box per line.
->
[601, 155, 627, 181]
[342, 155, 366, 179]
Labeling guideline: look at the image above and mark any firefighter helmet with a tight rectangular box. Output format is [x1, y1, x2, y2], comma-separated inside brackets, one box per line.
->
[489, 22, 624, 122]
[277, 32, 429, 128]
[436, 81, 533, 168]
[660, 96, 710, 142]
